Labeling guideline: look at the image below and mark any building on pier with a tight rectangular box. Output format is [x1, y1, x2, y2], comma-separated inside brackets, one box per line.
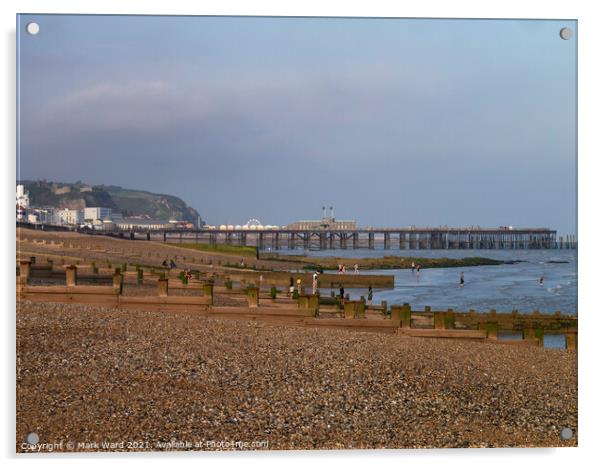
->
[287, 206, 357, 231]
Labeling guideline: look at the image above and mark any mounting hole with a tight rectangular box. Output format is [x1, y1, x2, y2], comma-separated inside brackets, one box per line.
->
[26, 432, 40, 445]
[560, 427, 573, 440]
[26, 22, 40, 35]
[559, 27, 572, 40]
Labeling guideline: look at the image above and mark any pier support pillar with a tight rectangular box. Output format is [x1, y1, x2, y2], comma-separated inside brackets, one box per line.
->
[368, 232, 375, 249]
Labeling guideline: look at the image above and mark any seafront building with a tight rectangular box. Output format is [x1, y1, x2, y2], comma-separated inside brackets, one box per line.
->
[16, 185, 30, 221]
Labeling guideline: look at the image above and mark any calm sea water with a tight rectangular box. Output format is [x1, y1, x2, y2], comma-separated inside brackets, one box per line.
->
[278, 248, 578, 316]
[276, 248, 577, 349]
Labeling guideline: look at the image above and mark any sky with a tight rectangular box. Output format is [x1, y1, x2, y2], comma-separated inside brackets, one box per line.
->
[17, 15, 577, 235]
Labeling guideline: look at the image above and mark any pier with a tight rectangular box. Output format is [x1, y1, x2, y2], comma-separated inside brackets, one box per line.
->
[155, 227, 559, 250]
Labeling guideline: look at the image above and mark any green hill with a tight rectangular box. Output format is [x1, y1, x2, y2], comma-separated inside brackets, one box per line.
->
[21, 180, 202, 223]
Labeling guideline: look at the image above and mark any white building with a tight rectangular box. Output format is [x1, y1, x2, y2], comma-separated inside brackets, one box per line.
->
[16, 185, 30, 221]
[84, 207, 113, 222]
[56, 208, 83, 226]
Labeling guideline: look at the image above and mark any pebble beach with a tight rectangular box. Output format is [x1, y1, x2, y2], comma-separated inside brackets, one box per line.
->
[16, 300, 577, 451]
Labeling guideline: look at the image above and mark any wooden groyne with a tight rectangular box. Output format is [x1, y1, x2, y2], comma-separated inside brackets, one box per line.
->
[17, 259, 577, 350]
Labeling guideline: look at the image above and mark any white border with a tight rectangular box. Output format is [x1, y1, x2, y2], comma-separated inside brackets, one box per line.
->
[2, 1, 600, 467]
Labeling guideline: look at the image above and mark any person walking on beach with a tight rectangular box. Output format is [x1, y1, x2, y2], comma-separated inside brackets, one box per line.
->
[297, 278, 302, 295]
[338, 264, 343, 274]
[342, 265, 346, 274]
[289, 276, 295, 296]
[354, 264, 359, 274]
[411, 261, 415, 273]
[339, 285, 345, 300]
[460, 272, 465, 287]
[367, 286, 373, 306]
[416, 264, 421, 275]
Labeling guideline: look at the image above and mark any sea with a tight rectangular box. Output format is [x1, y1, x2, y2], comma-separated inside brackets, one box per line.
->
[277, 248, 578, 349]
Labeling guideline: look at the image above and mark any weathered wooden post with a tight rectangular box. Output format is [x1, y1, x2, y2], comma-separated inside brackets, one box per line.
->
[19, 260, 31, 285]
[355, 300, 366, 319]
[433, 311, 446, 330]
[65, 265, 77, 286]
[390, 305, 402, 322]
[112, 271, 123, 294]
[480, 322, 498, 340]
[157, 277, 169, 297]
[246, 287, 259, 308]
[308, 294, 320, 315]
[534, 327, 544, 347]
[401, 303, 412, 328]
[202, 282, 214, 306]
[444, 309, 455, 329]
[344, 301, 355, 319]
[297, 295, 309, 309]
[565, 329, 578, 350]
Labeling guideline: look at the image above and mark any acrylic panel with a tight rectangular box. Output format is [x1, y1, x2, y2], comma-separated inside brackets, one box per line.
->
[16, 14, 577, 452]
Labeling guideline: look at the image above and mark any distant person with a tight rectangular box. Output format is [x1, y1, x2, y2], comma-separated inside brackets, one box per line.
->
[354, 264, 359, 274]
[170, 259, 176, 269]
[539, 276, 544, 286]
[338, 264, 343, 274]
[367, 286, 373, 306]
[312, 272, 318, 295]
[460, 272, 465, 287]
[297, 278, 302, 294]
[342, 265, 346, 274]
[411, 261, 415, 273]
[339, 285, 345, 300]
[416, 264, 421, 274]
[289, 276, 294, 288]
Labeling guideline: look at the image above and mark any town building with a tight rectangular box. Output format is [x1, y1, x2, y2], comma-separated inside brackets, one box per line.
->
[16, 185, 29, 221]
[56, 208, 84, 226]
[84, 207, 113, 222]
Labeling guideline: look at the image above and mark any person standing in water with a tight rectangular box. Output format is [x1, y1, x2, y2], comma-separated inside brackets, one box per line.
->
[460, 272, 465, 287]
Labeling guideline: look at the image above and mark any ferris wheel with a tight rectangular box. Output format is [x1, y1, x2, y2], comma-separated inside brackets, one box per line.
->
[245, 218, 263, 228]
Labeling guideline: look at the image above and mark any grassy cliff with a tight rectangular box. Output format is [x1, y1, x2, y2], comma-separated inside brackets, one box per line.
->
[21, 180, 201, 223]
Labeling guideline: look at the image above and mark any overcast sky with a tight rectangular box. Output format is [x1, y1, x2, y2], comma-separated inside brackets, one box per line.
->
[17, 15, 577, 235]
